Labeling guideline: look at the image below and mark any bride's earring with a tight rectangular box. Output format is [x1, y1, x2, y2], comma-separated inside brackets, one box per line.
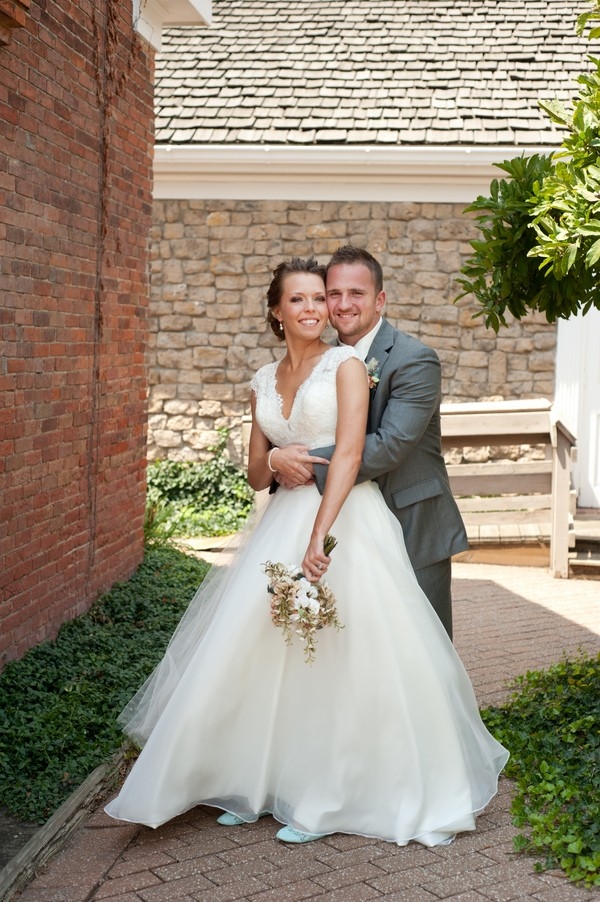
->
[278, 321, 284, 332]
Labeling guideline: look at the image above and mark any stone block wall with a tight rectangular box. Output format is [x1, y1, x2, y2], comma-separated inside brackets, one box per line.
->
[1, 0, 154, 665]
[150, 199, 556, 465]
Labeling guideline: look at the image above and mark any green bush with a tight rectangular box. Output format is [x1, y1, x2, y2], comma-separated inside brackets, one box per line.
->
[146, 429, 254, 539]
[482, 651, 600, 886]
[455, 5, 600, 329]
[0, 545, 210, 823]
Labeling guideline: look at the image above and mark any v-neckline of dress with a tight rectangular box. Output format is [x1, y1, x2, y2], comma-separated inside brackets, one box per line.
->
[274, 349, 332, 423]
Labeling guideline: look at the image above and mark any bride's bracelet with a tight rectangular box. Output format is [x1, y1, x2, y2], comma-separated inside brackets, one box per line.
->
[267, 446, 279, 473]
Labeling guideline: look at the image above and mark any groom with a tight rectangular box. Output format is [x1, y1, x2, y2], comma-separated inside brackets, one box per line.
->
[271, 245, 468, 639]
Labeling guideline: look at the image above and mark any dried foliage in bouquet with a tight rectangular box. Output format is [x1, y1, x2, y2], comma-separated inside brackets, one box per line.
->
[262, 534, 343, 664]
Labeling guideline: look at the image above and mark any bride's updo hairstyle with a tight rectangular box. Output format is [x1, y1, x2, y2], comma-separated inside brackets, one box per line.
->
[266, 256, 326, 341]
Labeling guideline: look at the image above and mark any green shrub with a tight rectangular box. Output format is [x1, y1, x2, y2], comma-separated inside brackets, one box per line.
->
[146, 429, 254, 539]
[0, 545, 210, 823]
[482, 651, 600, 886]
[455, 7, 600, 329]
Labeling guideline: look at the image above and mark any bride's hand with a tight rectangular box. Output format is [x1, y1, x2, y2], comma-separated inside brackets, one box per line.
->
[302, 536, 331, 583]
[270, 444, 328, 488]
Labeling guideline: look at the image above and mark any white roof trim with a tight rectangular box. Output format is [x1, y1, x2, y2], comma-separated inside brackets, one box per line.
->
[134, 0, 211, 51]
[153, 144, 556, 202]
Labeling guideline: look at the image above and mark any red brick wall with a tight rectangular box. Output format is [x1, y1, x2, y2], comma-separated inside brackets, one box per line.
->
[0, 0, 154, 665]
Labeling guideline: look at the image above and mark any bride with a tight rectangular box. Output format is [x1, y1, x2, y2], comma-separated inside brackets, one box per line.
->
[105, 256, 508, 846]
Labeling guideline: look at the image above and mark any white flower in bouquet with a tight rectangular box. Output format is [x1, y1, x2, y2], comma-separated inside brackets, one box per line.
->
[262, 535, 343, 664]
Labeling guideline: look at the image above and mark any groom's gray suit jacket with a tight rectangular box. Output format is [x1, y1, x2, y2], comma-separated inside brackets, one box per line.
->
[312, 318, 468, 573]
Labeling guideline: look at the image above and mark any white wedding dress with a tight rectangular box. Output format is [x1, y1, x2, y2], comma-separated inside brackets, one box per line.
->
[105, 345, 508, 846]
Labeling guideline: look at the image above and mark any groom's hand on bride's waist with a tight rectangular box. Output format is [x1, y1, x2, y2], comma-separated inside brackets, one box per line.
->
[270, 444, 328, 489]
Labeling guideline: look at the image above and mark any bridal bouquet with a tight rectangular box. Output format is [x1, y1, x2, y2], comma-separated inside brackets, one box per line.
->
[262, 534, 343, 664]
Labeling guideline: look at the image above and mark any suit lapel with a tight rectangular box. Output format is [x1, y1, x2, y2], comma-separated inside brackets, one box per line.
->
[364, 319, 395, 430]
[365, 318, 394, 369]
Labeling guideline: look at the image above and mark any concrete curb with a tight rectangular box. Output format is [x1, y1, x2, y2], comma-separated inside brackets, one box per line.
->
[0, 749, 127, 902]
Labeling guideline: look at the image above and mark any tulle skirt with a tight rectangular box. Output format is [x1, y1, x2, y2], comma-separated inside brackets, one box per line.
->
[105, 481, 508, 846]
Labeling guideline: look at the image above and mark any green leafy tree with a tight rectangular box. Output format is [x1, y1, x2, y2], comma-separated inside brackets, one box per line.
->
[455, 1, 600, 331]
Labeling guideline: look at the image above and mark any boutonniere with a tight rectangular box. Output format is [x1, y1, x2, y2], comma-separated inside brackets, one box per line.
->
[366, 357, 380, 391]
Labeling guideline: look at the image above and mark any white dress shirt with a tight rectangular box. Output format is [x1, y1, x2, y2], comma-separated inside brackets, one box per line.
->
[344, 318, 383, 361]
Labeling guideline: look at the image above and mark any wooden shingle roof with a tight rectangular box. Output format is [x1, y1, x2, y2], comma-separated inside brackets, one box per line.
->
[155, 0, 593, 147]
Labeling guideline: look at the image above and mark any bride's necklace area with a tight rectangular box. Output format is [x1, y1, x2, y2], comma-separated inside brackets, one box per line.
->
[275, 341, 330, 421]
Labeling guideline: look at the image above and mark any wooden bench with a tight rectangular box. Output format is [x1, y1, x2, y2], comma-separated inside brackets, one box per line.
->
[440, 400, 576, 577]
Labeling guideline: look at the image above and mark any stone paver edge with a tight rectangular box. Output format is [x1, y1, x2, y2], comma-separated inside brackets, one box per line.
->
[0, 747, 128, 902]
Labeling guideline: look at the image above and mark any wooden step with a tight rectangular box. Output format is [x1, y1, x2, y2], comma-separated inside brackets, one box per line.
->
[457, 494, 552, 513]
[569, 546, 600, 569]
[569, 560, 600, 578]
[447, 461, 552, 496]
[570, 556, 600, 568]
[460, 506, 575, 548]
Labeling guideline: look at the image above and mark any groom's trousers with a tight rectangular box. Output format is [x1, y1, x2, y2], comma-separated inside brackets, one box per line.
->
[413, 558, 453, 641]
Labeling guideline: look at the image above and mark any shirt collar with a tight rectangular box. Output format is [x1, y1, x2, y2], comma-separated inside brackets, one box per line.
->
[343, 318, 383, 360]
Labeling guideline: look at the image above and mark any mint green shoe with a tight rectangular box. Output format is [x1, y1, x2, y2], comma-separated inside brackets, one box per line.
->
[216, 810, 269, 826]
[276, 825, 325, 843]
[216, 811, 247, 826]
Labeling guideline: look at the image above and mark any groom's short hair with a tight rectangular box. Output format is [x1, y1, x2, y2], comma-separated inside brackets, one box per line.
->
[326, 245, 383, 295]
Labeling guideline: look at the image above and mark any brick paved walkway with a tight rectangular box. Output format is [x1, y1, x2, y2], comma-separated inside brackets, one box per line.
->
[16, 563, 600, 902]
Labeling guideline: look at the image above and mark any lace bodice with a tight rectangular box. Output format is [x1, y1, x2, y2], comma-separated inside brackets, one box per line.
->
[250, 345, 360, 449]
